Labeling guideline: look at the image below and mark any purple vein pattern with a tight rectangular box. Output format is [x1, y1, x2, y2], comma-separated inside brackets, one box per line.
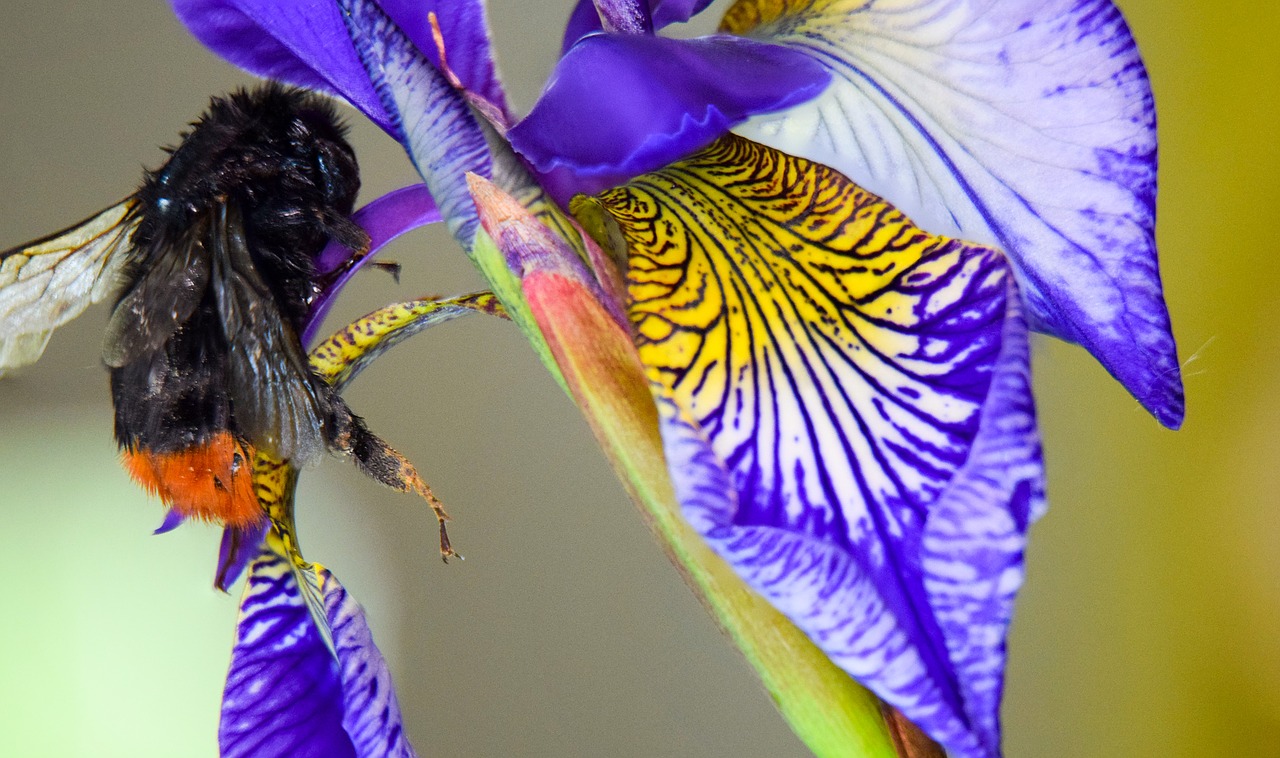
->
[220, 542, 416, 757]
[220, 547, 356, 758]
[339, 0, 492, 246]
[172, 0, 509, 133]
[725, 0, 1182, 427]
[591, 135, 1043, 757]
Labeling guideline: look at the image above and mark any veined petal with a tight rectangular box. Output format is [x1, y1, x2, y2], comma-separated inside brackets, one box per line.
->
[320, 567, 418, 758]
[722, 0, 1181, 427]
[473, 176, 902, 757]
[215, 522, 269, 591]
[509, 34, 829, 197]
[339, 0, 493, 247]
[305, 184, 443, 346]
[220, 539, 416, 757]
[582, 135, 1044, 756]
[220, 544, 357, 758]
[374, 0, 510, 120]
[172, 0, 392, 131]
[561, 0, 718, 48]
[172, 0, 508, 132]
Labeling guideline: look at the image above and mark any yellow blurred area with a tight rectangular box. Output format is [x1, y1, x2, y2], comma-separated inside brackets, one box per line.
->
[0, 1, 1276, 756]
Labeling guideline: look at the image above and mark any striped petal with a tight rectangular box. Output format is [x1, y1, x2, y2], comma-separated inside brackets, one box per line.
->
[219, 544, 356, 758]
[220, 539, 415, 758]
[321, 567, 417, 758]
[172, 0, 509, 132]
[578, 135, 1044, 756]
[472, 173, 906, 756]
[722, 0, 1182, 427]
[339, 0, 492, 247]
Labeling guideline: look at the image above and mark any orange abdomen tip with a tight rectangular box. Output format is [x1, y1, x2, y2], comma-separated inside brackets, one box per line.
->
[122, 433, 262, 528]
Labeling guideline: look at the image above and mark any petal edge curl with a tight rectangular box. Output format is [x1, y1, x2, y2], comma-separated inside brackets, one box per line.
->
[510, 34, 829, 197]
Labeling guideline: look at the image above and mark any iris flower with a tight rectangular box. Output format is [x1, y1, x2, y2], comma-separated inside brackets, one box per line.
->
[168, 0, 1181, 756]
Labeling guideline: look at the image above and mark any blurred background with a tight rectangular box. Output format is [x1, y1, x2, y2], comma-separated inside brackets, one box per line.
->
[0, 1, 1276, 756]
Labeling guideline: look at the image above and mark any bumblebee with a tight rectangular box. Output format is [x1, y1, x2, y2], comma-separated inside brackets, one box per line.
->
[0, 84, 433, 533]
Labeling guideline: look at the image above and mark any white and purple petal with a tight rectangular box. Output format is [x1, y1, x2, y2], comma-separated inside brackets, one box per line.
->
[321, 568, 417, 757]
[338, 0, 493, 246]
[221, 542, 416, 757]
[509, 34, 829, 197]
[724, 0, 1181, 426]
[172, 0, 509, 132]
[588, 135, 1045, 756]
[220, 546, 357, 758]
[654, 285, 1039, 757]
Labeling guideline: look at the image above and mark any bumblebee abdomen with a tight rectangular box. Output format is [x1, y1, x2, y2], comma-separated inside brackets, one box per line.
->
[121, 432, 261, 528]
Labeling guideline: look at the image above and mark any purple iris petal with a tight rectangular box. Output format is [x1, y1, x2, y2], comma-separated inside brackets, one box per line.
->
[372, 0, 509, 120]
[172, 0, 394, 132]
[152, 509, 186, 535]
[561, 0, 717, 50]
[322, 567, 417, 757]
[729, 0, 1182, 427]
[215, 522, 269, 591]
[221, 545, 417, 757]
[305, 184, 442, 346]
[172, 0, 509, 133]
[510, 34, 829, 196]
[339, 0, 493, 247]
[647, 260, 1043, 756]
[220, 548, 357, 758]
[648, 0, 716, 25]
[561, 0, 603, 53]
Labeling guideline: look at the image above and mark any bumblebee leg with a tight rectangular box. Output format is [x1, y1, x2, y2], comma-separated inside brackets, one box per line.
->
[307, 295, 508, 562]
[328, 404, 460, 562]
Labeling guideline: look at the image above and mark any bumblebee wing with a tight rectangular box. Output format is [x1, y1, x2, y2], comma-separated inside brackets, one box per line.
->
[101, 219, 213, 368]
[210, 204, 327, 464]
[0, 200, 137, 374]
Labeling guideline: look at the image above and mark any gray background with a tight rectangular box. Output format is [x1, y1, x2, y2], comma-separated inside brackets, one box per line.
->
[1, 1, 1277, 756]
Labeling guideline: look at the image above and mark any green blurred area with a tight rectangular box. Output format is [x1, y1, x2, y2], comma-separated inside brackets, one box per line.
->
[0, 1, 1276, 756]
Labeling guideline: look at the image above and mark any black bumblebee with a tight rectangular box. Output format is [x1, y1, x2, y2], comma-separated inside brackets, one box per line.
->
[0, 84, 434, 534]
